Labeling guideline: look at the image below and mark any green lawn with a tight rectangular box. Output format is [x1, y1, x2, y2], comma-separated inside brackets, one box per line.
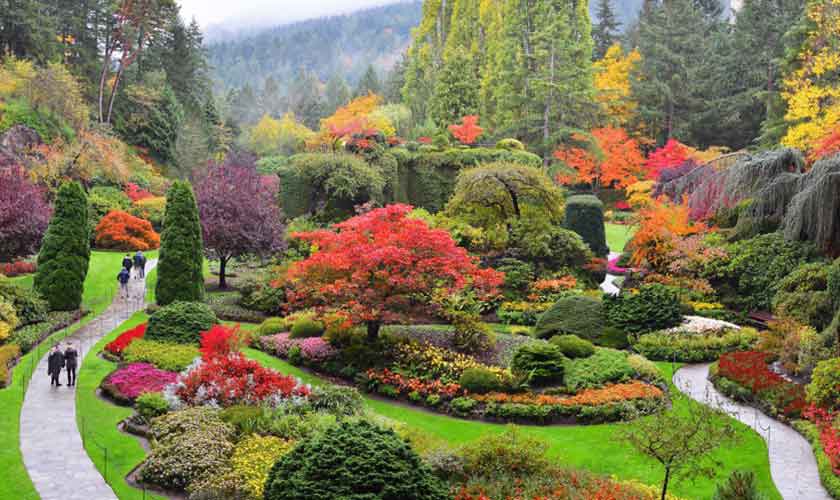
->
[0, 250, 156, 500]
[605, 223, 636, 254]
[77, 311, 782, 500]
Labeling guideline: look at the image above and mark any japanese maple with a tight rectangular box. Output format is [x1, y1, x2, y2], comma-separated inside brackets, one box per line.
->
[94, 210, 160, 251]
[125, 182, 153, 202]
[644, 139, 690, 180]
[810, 125, 840, 163]
[286, 204, 504, 339]
[0, 166, 52, 262]
[449, 115, 484, 145]
[553, 127, 645, 191]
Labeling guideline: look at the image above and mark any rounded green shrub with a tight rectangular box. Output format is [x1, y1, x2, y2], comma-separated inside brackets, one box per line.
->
[510, 343, 566, 385]
[534, 296, 604, 340]
[259, 317, 288, 336]
[263, 420, 448, 500]
[155, 180, 205, 306]
[807, 358, 840, 411]
[495, 138, 525, 151]
[123, 339, 200, 371]
[34, 182, 90, 311]
[290, 317, 325, 338]
[145, 301, 218, 344]
[772, 262, 834, 330]
[459, 367, 501, 394]
[549, 334, 595, 358]
[563, 194, 608, 258]
[604, 284, 682, 334]
[136, 392, 170, 421]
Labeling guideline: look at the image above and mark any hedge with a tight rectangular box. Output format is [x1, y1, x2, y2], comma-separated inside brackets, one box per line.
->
[563, 194, 609, 257]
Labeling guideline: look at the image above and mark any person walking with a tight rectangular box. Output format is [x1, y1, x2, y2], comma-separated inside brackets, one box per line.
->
[47, 345, 65, 387]
[122, 254, 133, 274]
[118, 266, 131, 299]
[63, 343, 78, 387]
[133, 250, 146, 279]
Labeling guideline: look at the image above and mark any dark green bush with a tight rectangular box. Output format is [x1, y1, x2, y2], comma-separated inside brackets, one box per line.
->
[145, 301, 218, 344]
[290, 317, 325, 338]
[604, 284, 682, 334]
[264, 420, 448, 500]
[87, 186, 131, 232]
[509, 219, 591, 271]
[34, 182, 90, 311]
[534, 296, 604, 340]
[563, 194, 608, 258]
[772, 262, 833, 329]
[496, 258, 535, 298]
[511, 343, 566, 385]
[595, 326, 629, 349]
[135, 392, 169, 421]
[459, 367, 501, 394]
[549, 334, 595, 358]
[238, 274, 286, 314]
[155, 181, 205, 306]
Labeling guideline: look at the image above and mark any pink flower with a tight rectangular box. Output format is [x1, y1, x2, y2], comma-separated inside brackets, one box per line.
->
[105, 363, 177, 400]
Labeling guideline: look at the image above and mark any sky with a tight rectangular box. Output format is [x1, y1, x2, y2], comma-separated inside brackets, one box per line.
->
[178, 0, 403, 29]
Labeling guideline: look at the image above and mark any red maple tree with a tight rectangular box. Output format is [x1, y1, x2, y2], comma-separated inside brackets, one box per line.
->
[645, 138, 690, 180]
[811, 126, 840, 163]
[285, 204, 504, 339]
[553, 127, 645, 191]
[449, 115, 484, 145]
[94, 210, 160, 251]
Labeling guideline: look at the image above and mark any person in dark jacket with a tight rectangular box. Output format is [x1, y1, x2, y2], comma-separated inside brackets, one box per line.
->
[133, 251, 146, 279]
[118, 267, 131, 298]
[47, 345, 64, 387]
[122, 254, 133, 272]
[64, 343, 79, 387]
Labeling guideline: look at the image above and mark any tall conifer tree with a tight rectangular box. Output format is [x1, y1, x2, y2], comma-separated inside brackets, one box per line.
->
[156, 180, 205, 305]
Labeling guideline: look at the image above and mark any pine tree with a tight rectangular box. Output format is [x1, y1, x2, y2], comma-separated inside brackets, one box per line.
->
[34, 182, 90, 311]
[355, 65, 382, 97]
[592, 0, 622, 60]
[430, 48, 480, 127]
[288, 69, 326, 129]
[261, 76, 285, 117]
[325, 74, 352, 112]
[155, 180, 205, 306]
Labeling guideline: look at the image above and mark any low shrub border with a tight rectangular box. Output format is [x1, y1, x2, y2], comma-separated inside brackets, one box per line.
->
[793, 420, 840, 499]
[631, 328, 758, 362]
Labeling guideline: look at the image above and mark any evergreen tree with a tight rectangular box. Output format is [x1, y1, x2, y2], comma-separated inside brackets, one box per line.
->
[384, 56, 407, 104]
[355, 64, 382, 97]
[288, 69, 326, 129]
[592, 0, 622, 60]
[261, 76, 285, 117]
[34, 182, 90, 311]
[325, 74, 352, 112]
[430, 48, 480, 127]
[155, 180, 205, 305]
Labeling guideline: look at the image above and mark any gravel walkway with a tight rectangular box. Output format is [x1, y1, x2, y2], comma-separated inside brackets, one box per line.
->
[673, 363, 831, 500]
[20, 260, 156, 500]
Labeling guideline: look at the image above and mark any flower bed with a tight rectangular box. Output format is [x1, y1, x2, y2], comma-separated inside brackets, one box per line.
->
[100, 363, 178, 405]
[260, 333, 337, 364]
[631, 328, 758, 362]
[709, 351, 807, 420]
[105, 323, 146, 355]
[0, 261, 36, 277]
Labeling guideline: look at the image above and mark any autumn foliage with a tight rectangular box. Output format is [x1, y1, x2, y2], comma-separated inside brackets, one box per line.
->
[286, 204, 504, 338]
[628, 198, 706, 269]
[316, 93, 395, 146]
[810, 125, 840, 162]
[553, 127, 645, 190]
[449, 115, 484, 145]
[94, 210, 160, 251]
[125, 182, 154, 202]
[644, 139, 690, 180]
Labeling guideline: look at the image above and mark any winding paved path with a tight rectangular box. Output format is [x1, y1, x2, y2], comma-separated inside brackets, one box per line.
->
[20, 260, 156, 500]
[673, 363, 830, 500]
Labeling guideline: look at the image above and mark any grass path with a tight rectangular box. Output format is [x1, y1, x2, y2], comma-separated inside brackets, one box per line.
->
[605, 223, 636, 253]
[0, 251, 155, 500]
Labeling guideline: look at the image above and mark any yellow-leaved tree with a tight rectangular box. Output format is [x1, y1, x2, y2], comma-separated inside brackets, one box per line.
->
[781, 0, 840, 152]
[594, 43, 642, 127]
[246, 113, 314, 156]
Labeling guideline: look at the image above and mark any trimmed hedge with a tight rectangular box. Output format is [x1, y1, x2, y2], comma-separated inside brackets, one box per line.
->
[511, 343, 566, 385]
[604, 284, 682, 334]
[564, 348, 634, 391]
[34, 182, 90, 310]
[155, 181, 205, 306]
[535, 296, 604, 340]
[264, 420, 448, 500]
[563, 194, 608, 257]
[290, 317, 325, 339]
[631, 328, 758, 362]
[145, 301, 218, 344]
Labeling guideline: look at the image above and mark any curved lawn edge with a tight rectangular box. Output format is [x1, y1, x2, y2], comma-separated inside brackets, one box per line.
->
[246, 348, 782, 499]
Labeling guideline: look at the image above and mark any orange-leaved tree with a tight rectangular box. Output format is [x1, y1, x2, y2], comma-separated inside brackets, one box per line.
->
[628, 197, 706, 270]
[449, 115, 484, 145]
[810, 125, 840, 163]
[95, 210, 160, 251]
[553, 127, 645, 192]
[313, 93, 395, 148]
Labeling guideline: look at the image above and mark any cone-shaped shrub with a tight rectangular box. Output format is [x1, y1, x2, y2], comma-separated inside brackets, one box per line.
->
[564, 194, 609, 257]
[34, 182, 90, 310]
[156, 181, 204, 305]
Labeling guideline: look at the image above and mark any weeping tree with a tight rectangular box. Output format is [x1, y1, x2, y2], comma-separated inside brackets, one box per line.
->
[782, 156, 840, 255]
[445, 162, 564, 236]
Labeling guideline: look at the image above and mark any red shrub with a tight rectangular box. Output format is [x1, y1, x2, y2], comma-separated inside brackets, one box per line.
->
[176, 353, 310, 407]
[199, 324, 248, 360]
[125, 182, 153, 202]
[0, 261, 36, 277]
[364, 368, 463, 399]
[105, 323, 147, 355]
[805, 405, 840, 474]
[718, 351, 807, 419]
[95, 210, 160, 251]
[449, 115, 484, 145]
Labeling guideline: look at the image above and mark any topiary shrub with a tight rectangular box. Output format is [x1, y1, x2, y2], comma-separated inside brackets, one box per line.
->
[145, 301, 218, 344]
[34, 181, 90, 310]
[534, 296, 604, 340]
[155, 180, 205, 306]
[807, 358, 840, 411]
[263, 420, 448, 500]
[510, 343, 566, 385]
[259, 317, 288, 337]
[289, 317, 325, 338]
[604, 284, 682, 334]
[549, 334, 595, 358]
[563, 194, 608, 258]
[459, 367, 502, 394]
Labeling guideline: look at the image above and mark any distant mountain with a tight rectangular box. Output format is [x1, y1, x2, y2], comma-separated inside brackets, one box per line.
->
[206, 1, 422, 92]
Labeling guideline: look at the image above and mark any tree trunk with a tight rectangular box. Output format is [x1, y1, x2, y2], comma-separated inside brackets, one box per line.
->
[98, 48, 112, 123]
[367, 321, 381, 342]
[105, 65, 124, 124]
[660, 467, 671, 500]
[219, 256, 228, 289]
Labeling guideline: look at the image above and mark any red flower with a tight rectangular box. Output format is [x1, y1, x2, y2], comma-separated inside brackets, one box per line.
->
[124, 182, 153, 202]
[105, 323, 147, 355]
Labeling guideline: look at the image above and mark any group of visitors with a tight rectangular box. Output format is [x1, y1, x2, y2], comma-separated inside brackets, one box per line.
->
[47, 343, 78, 387]
[118, 250, 146, 299]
